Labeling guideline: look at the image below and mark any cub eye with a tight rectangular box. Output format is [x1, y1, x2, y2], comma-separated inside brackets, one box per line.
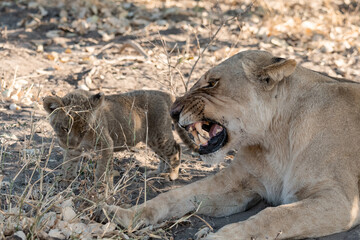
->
[62, 127, 69, 133]
[204, 78, 220, 88]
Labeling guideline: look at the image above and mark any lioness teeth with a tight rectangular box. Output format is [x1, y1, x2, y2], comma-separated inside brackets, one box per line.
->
[190, 129, 201, 145]
[195, 122, 210, 139]
[194, 122, 203, 133]
[198, 134, 208, 145]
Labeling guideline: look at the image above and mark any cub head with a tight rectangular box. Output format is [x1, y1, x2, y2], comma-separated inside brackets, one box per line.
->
[43, 90, 105, 149]
[170, 50, 296, 164]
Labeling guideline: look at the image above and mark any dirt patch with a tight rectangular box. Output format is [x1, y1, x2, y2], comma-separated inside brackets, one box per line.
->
[1, 0, 360, 239]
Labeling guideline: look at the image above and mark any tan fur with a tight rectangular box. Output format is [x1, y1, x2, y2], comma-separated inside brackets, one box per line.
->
[43, 90, 197, 184]
[103, 50, 360, 239]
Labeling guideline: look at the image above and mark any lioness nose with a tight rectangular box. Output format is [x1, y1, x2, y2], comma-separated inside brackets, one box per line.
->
[170, 103, 183, 122]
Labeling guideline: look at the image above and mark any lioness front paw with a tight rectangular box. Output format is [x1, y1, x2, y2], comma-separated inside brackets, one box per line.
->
[101, 203, 140, 229]
[201, 224, 243, 240]
[202, 232, 221, 240]
[195, 227, 211, 240]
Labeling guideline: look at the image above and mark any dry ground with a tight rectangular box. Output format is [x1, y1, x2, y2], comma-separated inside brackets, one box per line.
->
[1, 0, 360, 239]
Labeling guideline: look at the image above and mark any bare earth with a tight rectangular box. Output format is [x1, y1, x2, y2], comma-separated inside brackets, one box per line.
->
[1, 0, 360, 239]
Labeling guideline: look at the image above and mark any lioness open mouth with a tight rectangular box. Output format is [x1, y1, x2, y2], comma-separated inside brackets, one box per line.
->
[184, 120, 227, 155]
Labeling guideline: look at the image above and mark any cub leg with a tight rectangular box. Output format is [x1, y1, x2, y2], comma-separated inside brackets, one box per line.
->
[62, 148, 82, 183]
[95, 131, 114, 185]
[150, 139, 181, 180]
[205, 188, 358, 240]
[102, 160, 261, 228]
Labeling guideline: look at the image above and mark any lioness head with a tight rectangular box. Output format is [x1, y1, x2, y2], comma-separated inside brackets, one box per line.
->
[171, 50, 297, 164]
[43, 90, 105, 149]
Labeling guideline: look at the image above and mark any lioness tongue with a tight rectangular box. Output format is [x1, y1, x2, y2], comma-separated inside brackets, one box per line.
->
[210, 124, 223, 138]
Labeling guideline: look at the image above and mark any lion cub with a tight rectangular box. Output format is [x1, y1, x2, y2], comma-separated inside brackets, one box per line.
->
[43, 90, 196, 184]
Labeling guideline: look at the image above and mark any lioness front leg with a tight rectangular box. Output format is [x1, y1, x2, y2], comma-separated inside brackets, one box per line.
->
[103, 160, 261, 228]
[205, 188, 356, 240]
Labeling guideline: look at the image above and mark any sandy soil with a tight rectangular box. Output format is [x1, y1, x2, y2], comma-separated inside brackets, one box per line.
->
[1, 0, 360, 239]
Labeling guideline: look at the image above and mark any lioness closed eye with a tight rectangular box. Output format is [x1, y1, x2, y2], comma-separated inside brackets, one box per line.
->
[43, 90, 197, 184]
[103, 50, 360, 239]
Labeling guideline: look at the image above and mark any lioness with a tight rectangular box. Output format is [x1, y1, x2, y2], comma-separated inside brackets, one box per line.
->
[43, 90, 196, 183]
[103, 50, 360, 239]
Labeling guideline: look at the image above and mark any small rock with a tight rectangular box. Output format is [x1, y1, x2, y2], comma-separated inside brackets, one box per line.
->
[46, 30, 61, 39]
[91, 5, 98, 15]
[9, 103, 21, 111]
[62, 206, 76, 222]
[123, 2, 132, 10]
[61, 198, 74, 208]
[60, 57, 70, 63]
[72, 20, 89, 35]
[25, 19, 39, 29]
[36, 44, 44, 52]
[48, 229, 65, 239]
[68, 222, 87, 234]
[87, 223, 103, 235]
[39, 6, 48, 16]
[59, 9, 67, 19]
[156, 19, 168, 26]
[85, 46, 95, 53]
[28, 2, 38, 8]
[270, 37, 288, 47]
[320, 41, 335, 53]
[102, 222, 116, 232]
[46, 52, 59, 61]
[98, 30, 114, 42]
[39, 212, 57, 231]
[78, 84, 89, 91]
[13, 231, 26, 240]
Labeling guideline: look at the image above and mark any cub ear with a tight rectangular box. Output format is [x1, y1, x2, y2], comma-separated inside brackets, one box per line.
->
[43, 96, 63, 113]
[242, 57, 297, 91]
[89, 92, 105, 108]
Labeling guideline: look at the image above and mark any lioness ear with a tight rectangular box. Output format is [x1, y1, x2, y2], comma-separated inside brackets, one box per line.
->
[242, 57, 297, 91]
[262, 58, 297, 90]
[89, 92, 105, 108]
[43, 96, 63, 113]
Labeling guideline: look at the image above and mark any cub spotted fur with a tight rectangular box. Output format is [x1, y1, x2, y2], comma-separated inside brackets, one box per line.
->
[43, 90, 196, 184]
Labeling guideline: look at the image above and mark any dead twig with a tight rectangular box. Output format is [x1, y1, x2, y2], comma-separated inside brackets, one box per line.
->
[185, 0, 256, 92]
[193, 214, 213, 231]
[119, 40, 149, 59]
